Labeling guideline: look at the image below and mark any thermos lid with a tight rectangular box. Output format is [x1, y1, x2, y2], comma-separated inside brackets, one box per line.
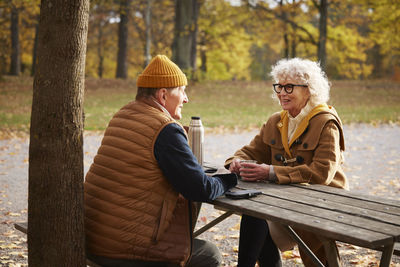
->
[191, 116, 201, 120]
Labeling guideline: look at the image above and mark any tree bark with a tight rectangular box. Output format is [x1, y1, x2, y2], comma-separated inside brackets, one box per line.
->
[28, 0, 89, 266]
[116, 0, 130, 79]
[172, 0, 194, 71]
[144, 0, 152, 67]
[9, 4, 21, 75]
[317, 0, 328, 70]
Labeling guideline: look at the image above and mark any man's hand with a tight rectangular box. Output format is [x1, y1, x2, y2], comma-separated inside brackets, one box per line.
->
[228, 159, 242, 174]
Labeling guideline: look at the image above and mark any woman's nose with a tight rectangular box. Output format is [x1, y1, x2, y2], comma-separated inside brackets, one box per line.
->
[279, 88, 288, 95]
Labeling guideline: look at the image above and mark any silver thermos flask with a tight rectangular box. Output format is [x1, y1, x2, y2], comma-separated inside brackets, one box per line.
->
[188, 116, 204, 166]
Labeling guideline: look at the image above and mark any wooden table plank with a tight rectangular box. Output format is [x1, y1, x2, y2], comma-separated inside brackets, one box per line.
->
[240, 185, 400, 235]
[286, 186, 400, 216]
[292, 184, 400, 208]
[237, 182, 400, 225]
[250, 193, 400, 242]
[214, 196, 393, 249]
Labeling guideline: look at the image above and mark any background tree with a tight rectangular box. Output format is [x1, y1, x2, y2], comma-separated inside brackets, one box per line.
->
[190, 0, 201, 80]
[314, 0, 328, 70]
[198, 1, 253, 80]
[364, 0, 400, 79]
[172, 0, 195, 72]
[86, 0, 118, 78]
[30, 19, 38, 76]
[116, 0, 131, 79]
[0, 0, 399, 80]
[144, 0, 152, 66]
[28, 0, 89, 265]
[9, 2, 21, 75]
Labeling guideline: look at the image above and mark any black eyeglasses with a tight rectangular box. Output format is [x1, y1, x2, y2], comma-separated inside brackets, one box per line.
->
[273, 84, 308, 94]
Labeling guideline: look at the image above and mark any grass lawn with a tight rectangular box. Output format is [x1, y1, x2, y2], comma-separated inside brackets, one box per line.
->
[1, 76, 400, 133]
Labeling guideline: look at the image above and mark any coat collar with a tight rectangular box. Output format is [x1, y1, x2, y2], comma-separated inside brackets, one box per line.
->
[277, 103, 333, 157]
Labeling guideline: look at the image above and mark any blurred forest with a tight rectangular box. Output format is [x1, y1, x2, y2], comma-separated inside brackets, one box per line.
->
[1, 0, 399, 81]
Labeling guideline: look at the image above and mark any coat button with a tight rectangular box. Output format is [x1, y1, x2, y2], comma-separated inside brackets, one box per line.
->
[277, 122, 283, 128]
[274, 154, 283, 162]
[296, 156, 304, 164]
[303, 143, 308, 149]
[271, 139, 276, 145]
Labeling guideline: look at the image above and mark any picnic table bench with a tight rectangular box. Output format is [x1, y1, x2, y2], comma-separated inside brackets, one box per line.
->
[14, 180, 400, 266]
[194, 180, 400, 267]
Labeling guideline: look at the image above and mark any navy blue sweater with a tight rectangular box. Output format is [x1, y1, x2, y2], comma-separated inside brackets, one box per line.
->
[154, 123, 237, 202]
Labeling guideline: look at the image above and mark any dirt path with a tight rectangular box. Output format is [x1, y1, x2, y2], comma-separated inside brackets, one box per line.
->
[0, 124, 399, 266]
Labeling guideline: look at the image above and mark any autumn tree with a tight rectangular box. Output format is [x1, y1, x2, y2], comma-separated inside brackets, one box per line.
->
[172, 0, 196, 72]
[197, 1, 253, 80]
[28, 0, 89, 265]
[116, 0, 131, 79]
[144, 0, 152, 66]
[364, 0, 400, 79]
[9, 2, 20, 75]
[313, 0, 328, 69]
[132, 0, 175, 66]
[88, 0, 116, 78]
[86, 0, 119, 78]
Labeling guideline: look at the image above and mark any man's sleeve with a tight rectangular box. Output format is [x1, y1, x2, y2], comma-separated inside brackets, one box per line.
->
[154, 123, 237, 202]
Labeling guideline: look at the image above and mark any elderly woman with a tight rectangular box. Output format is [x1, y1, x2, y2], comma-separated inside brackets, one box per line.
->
[225, 58, 348, 267]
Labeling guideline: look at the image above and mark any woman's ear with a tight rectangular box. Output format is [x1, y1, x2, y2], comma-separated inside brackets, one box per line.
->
[155, 88, 168, 106]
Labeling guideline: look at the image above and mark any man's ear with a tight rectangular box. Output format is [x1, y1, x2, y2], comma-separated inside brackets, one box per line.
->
[155, 88, 168, 106]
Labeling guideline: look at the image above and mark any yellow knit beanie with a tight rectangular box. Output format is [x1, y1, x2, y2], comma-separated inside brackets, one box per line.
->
[136, 55, 187, 88]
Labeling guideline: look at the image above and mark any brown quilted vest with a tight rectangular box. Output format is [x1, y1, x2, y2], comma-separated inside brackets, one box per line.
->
[84, 100, 192, 266]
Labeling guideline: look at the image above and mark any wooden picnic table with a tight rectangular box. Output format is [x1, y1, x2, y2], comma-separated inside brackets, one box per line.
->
[194, 180, 400, 267]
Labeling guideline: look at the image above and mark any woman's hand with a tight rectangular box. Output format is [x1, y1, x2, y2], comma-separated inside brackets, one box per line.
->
[240, 163, 270, 182]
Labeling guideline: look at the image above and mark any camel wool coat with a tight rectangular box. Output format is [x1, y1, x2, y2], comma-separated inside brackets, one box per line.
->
[225, 104, 349, 267]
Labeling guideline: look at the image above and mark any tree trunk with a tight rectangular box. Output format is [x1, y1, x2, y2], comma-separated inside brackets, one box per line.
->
[31, 21, 39, 77]
[116, 0, 130, 79]
[172, 0, 193, 71]
[291, 38, 296, 58]
[144, 0, 152, 67]
[317, 0, 328, 70]
[9, 4, 21, 75]
[190, 0, 200, 80]
[199, 33, 207, 73]
[279, 0, 289, 58]
[28, 0, 89, 266]
[97, 21, 104, 78]
[370, 44, 383, 78]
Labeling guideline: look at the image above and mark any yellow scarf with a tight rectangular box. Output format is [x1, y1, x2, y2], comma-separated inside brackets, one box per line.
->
[277, 103, 332, 158]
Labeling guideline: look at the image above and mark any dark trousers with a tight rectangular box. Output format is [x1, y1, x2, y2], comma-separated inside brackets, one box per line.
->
[238, 215, 281, 267]
[87, 238, 222, 267]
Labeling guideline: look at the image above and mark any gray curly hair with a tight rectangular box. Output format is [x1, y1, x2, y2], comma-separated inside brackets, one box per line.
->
[270, 58, 330, 107]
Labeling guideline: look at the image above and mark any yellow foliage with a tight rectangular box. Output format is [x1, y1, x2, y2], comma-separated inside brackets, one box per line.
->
[328, 25, 373, 79]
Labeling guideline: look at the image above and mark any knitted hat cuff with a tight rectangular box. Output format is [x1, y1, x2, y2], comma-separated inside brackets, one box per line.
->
[137, 74, 187, 88]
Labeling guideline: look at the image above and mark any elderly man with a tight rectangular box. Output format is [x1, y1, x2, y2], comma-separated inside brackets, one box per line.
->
[84, 55, 237, 267]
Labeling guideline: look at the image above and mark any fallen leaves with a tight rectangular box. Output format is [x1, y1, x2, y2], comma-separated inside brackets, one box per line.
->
[0, 228, 28, 266]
